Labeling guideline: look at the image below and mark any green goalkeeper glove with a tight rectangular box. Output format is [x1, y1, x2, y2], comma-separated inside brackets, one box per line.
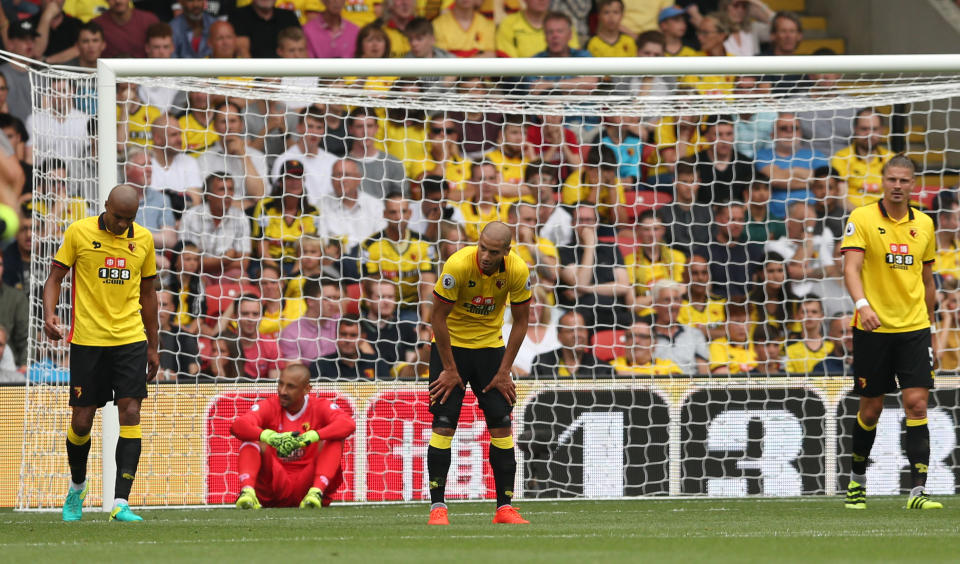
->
[297, 430, 320, 448]
[260, 430, 302, 457]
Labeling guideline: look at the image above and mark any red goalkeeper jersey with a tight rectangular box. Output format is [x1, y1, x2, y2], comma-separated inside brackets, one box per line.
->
[231, 395, 355, 470]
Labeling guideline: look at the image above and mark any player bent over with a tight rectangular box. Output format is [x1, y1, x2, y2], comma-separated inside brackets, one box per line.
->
[840, 155, 942, 510]
[231, 364, 355, 509]
[428, 222, 532, 525]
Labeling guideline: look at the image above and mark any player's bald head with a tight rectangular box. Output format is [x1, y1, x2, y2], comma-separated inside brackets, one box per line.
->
[282, 363, 312, 386]
[480, 221, 512, 249]
[107, 184, 139, 210]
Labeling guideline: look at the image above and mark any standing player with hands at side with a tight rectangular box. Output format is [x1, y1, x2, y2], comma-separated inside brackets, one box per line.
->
[840, 155, 942, 510]
[44, 184, 160, 522]
[428, 222, 532, 525]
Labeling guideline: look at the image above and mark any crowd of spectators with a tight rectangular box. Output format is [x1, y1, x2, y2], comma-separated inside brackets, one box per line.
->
[0, 1, 957, 382]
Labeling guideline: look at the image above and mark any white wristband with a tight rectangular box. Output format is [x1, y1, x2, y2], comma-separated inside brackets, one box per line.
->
[930, 325, 938, 335]
[855, 298, 870, 311]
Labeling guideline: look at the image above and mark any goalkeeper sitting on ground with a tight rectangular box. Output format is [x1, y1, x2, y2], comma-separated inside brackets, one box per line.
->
[230, 364, 356, 509]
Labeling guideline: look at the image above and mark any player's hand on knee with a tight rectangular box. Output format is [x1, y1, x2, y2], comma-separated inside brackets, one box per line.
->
[429, 368, 464, 405]
[483, 368, 516, 405]
[858, 306, 881, 331]
[43, 314, 63, 341]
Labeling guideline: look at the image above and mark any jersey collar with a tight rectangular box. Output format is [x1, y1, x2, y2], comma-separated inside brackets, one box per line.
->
[877, 199, 914, 222]
[98, 213, 135, 238]
[285, 395, 309, 421]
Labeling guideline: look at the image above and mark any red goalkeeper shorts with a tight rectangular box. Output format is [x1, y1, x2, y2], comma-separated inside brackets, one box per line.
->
[254, 455, 317, 508]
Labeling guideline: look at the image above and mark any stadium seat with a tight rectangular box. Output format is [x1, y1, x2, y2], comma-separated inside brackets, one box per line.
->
[591, 329, 626, 362]
[204, 282, 260, 321]
[912, 184, 942, 209]
[626, 190, 673, 221]
[344, 282, 362, 316]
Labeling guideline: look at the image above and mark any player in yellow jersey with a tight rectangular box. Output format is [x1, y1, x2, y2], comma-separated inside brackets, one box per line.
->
[43, 185, 159, 523]
[840, 155, 941, 510]
[427, 222, 531, 526]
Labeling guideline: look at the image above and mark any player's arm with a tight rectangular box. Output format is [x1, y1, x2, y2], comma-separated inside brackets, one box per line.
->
[428, 293, 464, 404]
[923, 261, 936, 326]
[140, 276, 160, 381]
[482, 299, 529, 405]
[42, 262, 69, 341]
[842, 248, 880, 331]
[297, 402, 357, 446]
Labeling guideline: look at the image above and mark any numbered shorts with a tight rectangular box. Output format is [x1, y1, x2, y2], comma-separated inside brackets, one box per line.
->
[69, 341, 148, 407]
[852, 328, 934, 397]
[429, 346, 512, 429]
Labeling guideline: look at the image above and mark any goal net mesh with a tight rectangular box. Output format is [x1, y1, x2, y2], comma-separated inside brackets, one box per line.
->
[16, 62, 960, 509]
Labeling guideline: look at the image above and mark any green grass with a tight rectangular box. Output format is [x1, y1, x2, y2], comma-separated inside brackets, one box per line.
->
[3, 498, 960, 563]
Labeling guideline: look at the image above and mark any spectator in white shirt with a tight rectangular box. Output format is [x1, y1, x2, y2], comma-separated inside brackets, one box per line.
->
[316, 158, 385, 252]
[179, 173, 251, 279]
[197, 100, 267, 210]
[25, 77, 89, 161]
[150, 112, 203, 215]
[271, 105, 338, 207]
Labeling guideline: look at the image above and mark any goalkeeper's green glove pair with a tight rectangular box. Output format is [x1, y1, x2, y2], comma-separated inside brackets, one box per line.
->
[259, 429, 321, 457]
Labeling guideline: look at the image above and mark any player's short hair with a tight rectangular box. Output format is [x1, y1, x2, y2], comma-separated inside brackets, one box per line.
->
[277, 26, 305, 44]
[586, 144, 619, 173]
[302, 278, 322, 299]
[146, 22, 173, 41]
[347, 107, 375, 129]
[337, 315, 361, 332]
[751, 172, 770, 186]
[881, 153, 917, 176]
[543, 11, 573, 28]
[77, 21, 104, 39]
[753, 322, 784, 345]
[502, 114, 525, 128]
[405, 17, 434, 38]
[636, 209, 657, 223]
[524, 162, 559, 187]
[636, 30, 665, 50]
[702, 114, 735, 130]
[421, 176, 447, 197]
[38, 158, 67, 176]
[236, 292, 263, 313]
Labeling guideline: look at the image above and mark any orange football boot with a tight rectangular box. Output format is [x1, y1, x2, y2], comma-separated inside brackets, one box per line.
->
[492, 506, 529, 524]
[428, 506, 450, 525]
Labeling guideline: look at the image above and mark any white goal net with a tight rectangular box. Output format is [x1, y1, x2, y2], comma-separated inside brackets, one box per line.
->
[15, 55, 960, 509]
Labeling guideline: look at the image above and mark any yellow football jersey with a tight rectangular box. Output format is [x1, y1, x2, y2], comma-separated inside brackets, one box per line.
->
[678, 298, 726, 327]
[611, 356, 682, 375]
[52, 215, 157, 346]
[841, 201, 936, 333]
[178, 112, 219, 155]
[936, 239, 960, 280]
[785, 340, 835, 374]
[624, 245, 687, 295]
[121, 104, 163, 147]
[709, 339, 757, 374]
[361, 231, 436, 306]
[433, 246, 532, 348]
[252, 198, 320, 262]
[586, 34, 637, 58]
[831, 145, 893, 209]
[460, 202, 507, 241]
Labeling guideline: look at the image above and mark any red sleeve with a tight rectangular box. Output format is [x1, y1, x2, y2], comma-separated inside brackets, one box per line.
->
[311, 399, 356, 441]
[231, 398, 279, 442]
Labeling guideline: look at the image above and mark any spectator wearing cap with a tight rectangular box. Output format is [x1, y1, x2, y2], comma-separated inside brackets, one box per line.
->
[360, 192, 437, 326]
[303, 0, 358, 58]
[179, 172, 251, 278]
[345, 108, 407, 199]
[657, 5, 697, 56]
[229, 0, 300, 58]
[271, 105, 338, 207]
[0, 19, 38, 121]
[92, 0, 158, 58]
[526, 12, 598, 95]
[31, 0, 84, 64]
[253, 159, 321, 269]
[316, 158, 386, 251]
[171, 0, 217, 58]
[622, 0, 674, 37]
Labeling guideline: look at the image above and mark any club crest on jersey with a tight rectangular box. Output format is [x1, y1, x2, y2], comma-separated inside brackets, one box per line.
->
[910, 229, 918, 239]
[128, 242, 136, 252]
[302, 422, 310, 432]
[496, 279, 505, 289]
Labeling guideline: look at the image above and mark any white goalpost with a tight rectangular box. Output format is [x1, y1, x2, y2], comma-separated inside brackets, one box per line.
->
[14, 53, 960, 510]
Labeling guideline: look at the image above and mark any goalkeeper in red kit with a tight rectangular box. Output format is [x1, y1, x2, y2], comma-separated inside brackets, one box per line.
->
[230, 364, 355, 509]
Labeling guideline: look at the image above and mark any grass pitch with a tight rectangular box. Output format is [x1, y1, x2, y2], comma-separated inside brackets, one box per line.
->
[3, 498, 960, 563]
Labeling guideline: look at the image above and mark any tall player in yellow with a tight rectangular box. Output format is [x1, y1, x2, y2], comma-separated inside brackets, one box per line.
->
[43, 185, 160, 522]
[427, 222, 531, 525]
[841, 155, 941, 510]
